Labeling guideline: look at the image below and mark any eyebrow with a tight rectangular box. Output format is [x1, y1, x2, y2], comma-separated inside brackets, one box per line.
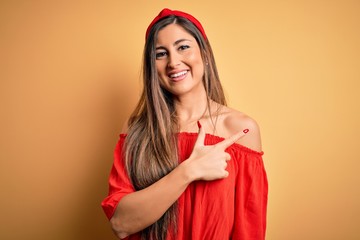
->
[156, 38, 192, 50]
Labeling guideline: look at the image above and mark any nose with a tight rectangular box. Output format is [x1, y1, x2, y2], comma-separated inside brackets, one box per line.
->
[167, 52, 181, 68]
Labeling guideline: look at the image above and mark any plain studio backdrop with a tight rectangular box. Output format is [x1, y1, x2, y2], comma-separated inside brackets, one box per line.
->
[0, 1, 359, 239]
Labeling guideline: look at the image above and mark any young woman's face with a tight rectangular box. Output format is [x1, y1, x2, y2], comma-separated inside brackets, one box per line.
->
[155, 24, 205, 96]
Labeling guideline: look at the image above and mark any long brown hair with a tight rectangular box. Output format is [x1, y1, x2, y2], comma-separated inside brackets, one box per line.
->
[124, 15, 226, 240]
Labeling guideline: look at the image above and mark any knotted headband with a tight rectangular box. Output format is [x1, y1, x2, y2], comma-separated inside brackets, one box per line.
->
[145, 8, 207, 40]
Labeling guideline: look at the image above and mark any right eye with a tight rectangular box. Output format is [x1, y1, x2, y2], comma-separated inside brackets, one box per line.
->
[156, 51, 167, 59]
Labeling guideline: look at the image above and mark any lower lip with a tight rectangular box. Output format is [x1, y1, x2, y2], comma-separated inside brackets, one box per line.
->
[170, 71, 188, 82]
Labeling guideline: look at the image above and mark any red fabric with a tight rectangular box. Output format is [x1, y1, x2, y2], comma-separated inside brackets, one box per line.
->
[101, 132, 268, 240]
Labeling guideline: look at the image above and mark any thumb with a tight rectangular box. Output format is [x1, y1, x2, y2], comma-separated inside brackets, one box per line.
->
[194, 121, 206, 147]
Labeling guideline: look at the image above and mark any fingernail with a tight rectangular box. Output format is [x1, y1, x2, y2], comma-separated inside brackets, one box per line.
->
[243, 129, 249, 134]
[197, 121, 202, 129]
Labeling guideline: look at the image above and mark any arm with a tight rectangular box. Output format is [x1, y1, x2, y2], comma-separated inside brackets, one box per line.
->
[232, 153, 268, 239]
[108, 125, 248, 239]
[227, 114, 268, 239]
[110, 161, 191, 239]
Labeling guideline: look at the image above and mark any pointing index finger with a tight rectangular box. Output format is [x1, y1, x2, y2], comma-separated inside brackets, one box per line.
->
[217, 129, 249, 150]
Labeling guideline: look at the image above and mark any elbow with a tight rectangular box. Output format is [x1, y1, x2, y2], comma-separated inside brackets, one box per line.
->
[110, 217, 130, 239]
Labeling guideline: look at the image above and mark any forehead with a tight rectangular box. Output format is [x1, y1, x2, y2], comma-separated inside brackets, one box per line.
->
[156, 24, 196, 46]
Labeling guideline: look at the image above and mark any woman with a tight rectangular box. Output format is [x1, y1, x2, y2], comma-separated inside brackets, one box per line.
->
[102, 8, 268, 240]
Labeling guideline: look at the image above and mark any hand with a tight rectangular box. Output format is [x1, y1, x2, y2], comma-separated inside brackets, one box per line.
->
[184, 122, 248, 181]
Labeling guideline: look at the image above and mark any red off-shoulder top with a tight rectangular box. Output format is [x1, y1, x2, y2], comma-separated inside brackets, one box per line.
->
[102, 132, 268, 240]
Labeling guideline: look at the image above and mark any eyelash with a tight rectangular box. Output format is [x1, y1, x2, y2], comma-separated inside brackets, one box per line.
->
[156, 52, 167, 58]
[156, 45, 190, 59]
[179, 45, 190, 50]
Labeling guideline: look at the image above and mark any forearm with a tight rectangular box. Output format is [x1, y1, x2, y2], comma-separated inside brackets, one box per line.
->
[110, 162, 193, 238]
[109, 125, 240, 239]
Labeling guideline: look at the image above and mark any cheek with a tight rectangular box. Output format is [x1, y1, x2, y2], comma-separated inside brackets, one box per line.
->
[156, 63, 170, 85]
[189, 54, 204, 76]
[155, 62, 163, 74]
[187, 51, 204, 68]
[155, 69, 167, 87]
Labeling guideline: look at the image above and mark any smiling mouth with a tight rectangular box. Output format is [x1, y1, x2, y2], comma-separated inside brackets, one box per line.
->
[168, 70, 188, 79]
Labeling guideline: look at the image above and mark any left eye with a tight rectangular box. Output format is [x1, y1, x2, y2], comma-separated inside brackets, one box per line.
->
[179, 45, 190, 51]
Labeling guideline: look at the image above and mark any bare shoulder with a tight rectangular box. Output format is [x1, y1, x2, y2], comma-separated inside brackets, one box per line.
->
[220, 106, 262, 152]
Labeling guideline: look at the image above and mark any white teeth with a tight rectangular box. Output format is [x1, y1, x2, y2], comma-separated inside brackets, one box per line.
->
[170, 70, 187, 78]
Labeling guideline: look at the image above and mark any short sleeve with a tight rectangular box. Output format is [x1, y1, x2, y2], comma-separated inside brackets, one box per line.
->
[231, 149, 268, 239]
[101, 134, 135, 220]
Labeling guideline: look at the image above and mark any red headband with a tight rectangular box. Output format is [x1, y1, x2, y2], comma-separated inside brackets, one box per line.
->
[145, 8, 207, 40]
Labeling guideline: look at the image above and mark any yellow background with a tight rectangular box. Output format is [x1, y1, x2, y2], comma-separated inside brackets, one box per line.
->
[1, 1, 359, 239]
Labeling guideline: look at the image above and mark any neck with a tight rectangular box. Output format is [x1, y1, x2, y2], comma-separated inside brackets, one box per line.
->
[173, 86, 214, 133]
[174, 87, 208, 121]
